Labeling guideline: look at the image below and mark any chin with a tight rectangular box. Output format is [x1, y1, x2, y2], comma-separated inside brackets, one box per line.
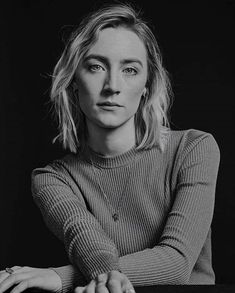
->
[92, 115, 122, 128]
[97, 121, 123, 129]
[89, 113, 134, 130]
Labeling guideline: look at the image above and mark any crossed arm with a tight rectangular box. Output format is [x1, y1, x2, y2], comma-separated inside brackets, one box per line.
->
[0, 134, 220, 293]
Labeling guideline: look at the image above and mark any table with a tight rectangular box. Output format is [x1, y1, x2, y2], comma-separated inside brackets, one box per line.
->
[134, 285, 235, 293]
[5, 285, 234, 293]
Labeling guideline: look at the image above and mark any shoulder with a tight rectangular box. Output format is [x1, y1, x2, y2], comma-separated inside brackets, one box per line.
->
[32, 153, 76, 174]
[167, 128, 220, 155]
[161, 128, 220, 171]
[33, 151, 86, 174]
[165, 128, 220, 173]
[31, 152, 86, 190]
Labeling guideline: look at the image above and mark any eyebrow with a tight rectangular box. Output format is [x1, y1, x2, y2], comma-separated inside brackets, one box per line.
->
[83, 54, 143, 67]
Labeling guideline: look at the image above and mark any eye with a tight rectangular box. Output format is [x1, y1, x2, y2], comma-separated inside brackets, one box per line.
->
[123, 67, 138, 75]
[88, 64, 105, 72]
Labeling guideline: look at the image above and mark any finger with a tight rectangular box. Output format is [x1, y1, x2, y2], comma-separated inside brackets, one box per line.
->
[95, 274, 108, 293]
[11, 267, 22, 271]
[74, 286, 85, 293]
[0, 267, 19, 283]
[96, 274, 108, 284]
[0, 272, 9, 284]
[0, 266, 21, 274]
[120, 275, 135, 293]
[0, 267, 25, 286]
[11, 267, 31, 273]
[84, 280, 96, 293]
[0, 272, 31, 293]
[95, 282, 109, 293]
[122, 288, 135, 293]
[10, 278, 38, 293]
[106, 279, 122, 293]
[122, 282, 135, 293]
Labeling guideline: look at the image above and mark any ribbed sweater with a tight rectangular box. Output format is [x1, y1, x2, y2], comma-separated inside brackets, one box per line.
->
[31, 129, 220, 292]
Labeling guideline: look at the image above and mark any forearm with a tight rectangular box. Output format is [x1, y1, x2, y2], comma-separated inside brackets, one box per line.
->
[119, 246, 189, 285]
[51, 265, 86, 293]
[32, 166, 121, 281]
[63, 212, 120, 279]
[37, 196, 120, 279]
[50, 244, 189, 293]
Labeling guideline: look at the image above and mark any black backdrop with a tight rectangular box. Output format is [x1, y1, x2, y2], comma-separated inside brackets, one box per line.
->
[1, 0, 235, 284]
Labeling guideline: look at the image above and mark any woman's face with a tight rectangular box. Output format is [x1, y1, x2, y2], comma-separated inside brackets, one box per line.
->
[75, 27, 148, 132]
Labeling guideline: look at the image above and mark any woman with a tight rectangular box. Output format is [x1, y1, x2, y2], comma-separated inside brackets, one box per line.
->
[0, 3, 220, 293]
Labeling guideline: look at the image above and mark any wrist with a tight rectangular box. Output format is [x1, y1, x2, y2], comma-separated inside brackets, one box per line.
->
[50, 265, 86, 293]
[48, 268, 63, 293]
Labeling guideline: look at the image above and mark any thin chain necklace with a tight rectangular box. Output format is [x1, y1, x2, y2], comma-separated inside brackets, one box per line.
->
[89, 153, 136, 222]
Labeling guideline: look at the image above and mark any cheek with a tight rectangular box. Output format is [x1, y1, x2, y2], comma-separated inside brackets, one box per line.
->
[126, 73, 147, 95]
[126, 82, 146, 106]
[77, 77, 92, 98]
[77, 77, 98, 109]
[77, 70, 103, 95]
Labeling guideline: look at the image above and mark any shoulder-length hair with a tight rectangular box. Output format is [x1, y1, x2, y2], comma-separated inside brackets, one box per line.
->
[51, 3, 173, 153]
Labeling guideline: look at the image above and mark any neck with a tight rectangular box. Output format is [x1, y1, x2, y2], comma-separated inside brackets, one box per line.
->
[87, 119, 136, 157]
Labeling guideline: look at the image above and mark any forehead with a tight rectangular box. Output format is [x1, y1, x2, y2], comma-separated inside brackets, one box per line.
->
[87, 27, 147, 63]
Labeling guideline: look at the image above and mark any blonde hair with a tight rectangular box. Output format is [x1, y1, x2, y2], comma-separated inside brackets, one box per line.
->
[51, 3, 173, 153]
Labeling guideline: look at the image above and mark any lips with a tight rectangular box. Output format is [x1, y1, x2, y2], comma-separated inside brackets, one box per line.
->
[97, 101, 122, 107]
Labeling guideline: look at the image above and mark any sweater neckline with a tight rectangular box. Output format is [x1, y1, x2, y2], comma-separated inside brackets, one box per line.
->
[83, 145, 140, 169]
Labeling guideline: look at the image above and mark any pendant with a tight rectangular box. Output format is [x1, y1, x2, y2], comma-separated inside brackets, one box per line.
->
[112, 213, 119, 222]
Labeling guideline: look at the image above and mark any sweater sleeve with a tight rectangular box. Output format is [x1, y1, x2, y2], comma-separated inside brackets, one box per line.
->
[31, 164, 121, 282]
[50, 265, 86, 293]
[45, 133, 220, 289]
[118, 133, 220, 284]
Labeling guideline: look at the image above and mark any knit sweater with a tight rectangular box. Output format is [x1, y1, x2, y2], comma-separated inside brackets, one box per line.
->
[31, 129, 220, 292]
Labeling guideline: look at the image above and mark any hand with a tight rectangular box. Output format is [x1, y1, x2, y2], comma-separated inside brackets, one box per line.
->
[0, 266, 62, 293]
[74, 270, 135, 293]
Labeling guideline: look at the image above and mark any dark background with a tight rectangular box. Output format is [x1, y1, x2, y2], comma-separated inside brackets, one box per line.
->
[1, 0, 234, 284]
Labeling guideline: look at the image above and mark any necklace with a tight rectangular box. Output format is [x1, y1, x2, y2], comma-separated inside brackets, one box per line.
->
[89, 153, 136, 222]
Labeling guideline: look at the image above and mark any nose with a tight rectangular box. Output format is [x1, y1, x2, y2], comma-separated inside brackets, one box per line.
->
[102, 69, 121, 96]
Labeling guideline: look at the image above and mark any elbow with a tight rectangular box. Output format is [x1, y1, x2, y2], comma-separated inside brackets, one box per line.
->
[162, 247, 191, 284]
[174, 272, 190, 285]
[172, 259, 191, 284]
[168, 270, 190, 285]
